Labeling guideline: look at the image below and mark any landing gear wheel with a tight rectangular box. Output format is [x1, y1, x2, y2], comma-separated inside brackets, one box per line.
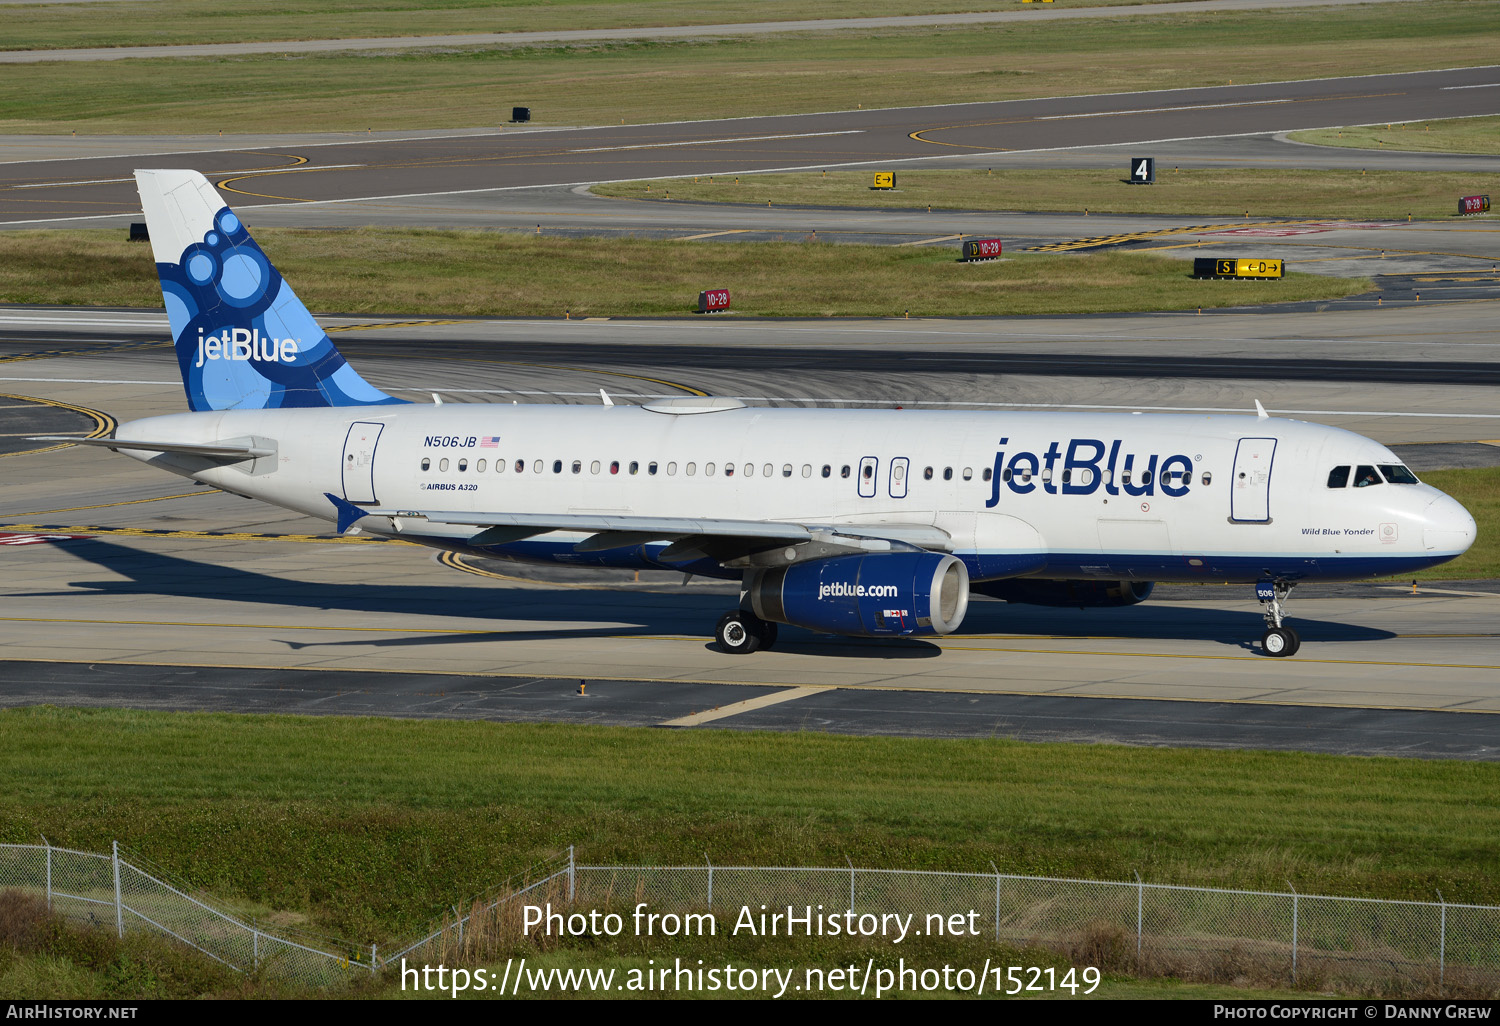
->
[1260, 626, 1301, 658]
[715, 611, 762, 655]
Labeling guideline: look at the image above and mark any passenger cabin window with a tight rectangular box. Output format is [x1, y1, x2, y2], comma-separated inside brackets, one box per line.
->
[1201, 471, 1212, 486]
[963, 467, 973, 481]
[705, 463, 715, 476]
[802, 465, 812, 478]
[439, 458, 449, 472]
[783, 464, 793, 478]
[983, 468, 992, 482]
[552, 460, 562, 474]
[421, 458, 431, 471]
[457, 459, 467, 472]
[763, 464, 773, 478]
[686, 462, 697, 476]
[590, 460, 600, 475]
[821, 465, 831, 478]
[1328, 466, 1351, 488]
[841, 465, 851, 479]
[861, 464, 872, 480]
[649, 462, 659, 476]
[943, 467, 953, 481]
[744, 464, 754, 478]
[923, 467, 933, 480]
[571, 460, 581, 475]
[666, 462, 677, 476]
[1380, 464, 1419, 484]
[1353, 465, 1382, 488]
[476, 459, 486, 473]
[725, 464, 734, 477]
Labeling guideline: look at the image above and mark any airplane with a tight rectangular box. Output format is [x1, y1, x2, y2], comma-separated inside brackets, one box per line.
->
[35, 169, 1476, 658]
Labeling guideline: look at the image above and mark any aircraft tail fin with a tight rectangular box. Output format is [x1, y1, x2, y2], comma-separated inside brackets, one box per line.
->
[134, 169, 406, 413]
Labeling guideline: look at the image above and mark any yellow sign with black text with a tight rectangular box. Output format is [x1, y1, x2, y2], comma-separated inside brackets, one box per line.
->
[872, 172, 895, 190]
[1230, 259, 1282, 279]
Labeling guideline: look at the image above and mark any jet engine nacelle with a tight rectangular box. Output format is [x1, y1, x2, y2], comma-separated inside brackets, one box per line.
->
[972, 578, 1155, 608]
[748, 552, 970, 638]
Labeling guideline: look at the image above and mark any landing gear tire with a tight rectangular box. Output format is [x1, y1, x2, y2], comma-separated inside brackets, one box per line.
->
[1260, 626, 1300, 658]
[716, 611, 761, 655]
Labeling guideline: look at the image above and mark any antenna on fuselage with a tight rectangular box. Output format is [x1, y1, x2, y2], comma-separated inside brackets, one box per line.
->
[600, 388, 614, 407]
[432, 393, 444, 406]
[1254, 399, 1269, 419]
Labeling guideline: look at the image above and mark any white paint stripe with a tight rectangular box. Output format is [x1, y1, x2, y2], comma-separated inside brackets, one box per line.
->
[898, 234, 963, 246]
[0, 316, 167, 327]
[8, 164, 363, 190]
[1036, 98, 1297, 120]
[660, 686, 828, 727]
[566, 130, 862, 154]
[1441, 83, 1500, 90]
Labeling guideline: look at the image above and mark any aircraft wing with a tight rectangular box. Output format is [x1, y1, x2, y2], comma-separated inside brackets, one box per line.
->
[29, 436, 275, 460]
[332, 495, 951, 561]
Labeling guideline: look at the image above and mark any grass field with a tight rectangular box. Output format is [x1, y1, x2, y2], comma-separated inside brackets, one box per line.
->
[1, 0, 1197, 51]
[0, 229, 1367, 318]
[595, 169, 1496, 220]
[1, 3, 1495, 133]
[1290, 116, 1500, 156]
[1416, 469, 1500, 579]
[1, 705, 1497, 945]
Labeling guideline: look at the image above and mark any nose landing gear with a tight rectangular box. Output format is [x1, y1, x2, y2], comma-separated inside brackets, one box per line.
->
[1256, 579, 1299, 657]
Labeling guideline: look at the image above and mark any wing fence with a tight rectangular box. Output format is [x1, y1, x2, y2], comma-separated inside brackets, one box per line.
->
[3, 843, 1496, 993]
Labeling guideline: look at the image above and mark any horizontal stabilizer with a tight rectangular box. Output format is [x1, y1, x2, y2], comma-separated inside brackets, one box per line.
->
[29, 436, 274, 460]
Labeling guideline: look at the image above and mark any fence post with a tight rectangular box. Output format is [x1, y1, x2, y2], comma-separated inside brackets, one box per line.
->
[1436, 890, 1446, 990]
[990, 861, 1001, 942]
[568, 845, 576, 903]
[253, 930, 259, 972]
[1134, 871, 1143, 964]
[371, 943, 378, 972]
[112, 841, 123, 938]
[454, 905, 464, 948]
[43, 837, 52, 911]
[847, 857, 856, 912]
[1287, 881, 1298, 987]
[706, 856, 713, 910]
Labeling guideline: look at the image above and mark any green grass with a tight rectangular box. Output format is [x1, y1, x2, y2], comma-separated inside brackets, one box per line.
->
[1, 2, 1496, 133]
[2, 706, 1497, 945]
[0, 229, 1368, 318]
[1, 0, 1194, 51]
[596, 169, 1496, 220]
[1290, 116, 1500, 156]
[1413, 468, 1500, 579]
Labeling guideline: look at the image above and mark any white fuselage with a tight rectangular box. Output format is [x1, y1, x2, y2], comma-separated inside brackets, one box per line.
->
[113, 402, 1476, 585]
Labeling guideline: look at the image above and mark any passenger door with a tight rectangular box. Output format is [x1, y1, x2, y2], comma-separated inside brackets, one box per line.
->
[341, 421, 385, 504]
[1230, 437, 1276, 523]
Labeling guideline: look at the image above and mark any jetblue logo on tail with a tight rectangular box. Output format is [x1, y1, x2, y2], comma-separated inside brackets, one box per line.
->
[195, 327, 299, 368]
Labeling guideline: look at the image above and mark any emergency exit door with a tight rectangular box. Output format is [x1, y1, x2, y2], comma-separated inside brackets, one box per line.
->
[1230, 437, 1276, 523]
[341, 421, 385, 504]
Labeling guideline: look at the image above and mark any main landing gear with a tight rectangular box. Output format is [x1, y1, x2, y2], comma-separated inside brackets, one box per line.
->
[1256, 579, 1300, 657]
[715, 610, 779, 655]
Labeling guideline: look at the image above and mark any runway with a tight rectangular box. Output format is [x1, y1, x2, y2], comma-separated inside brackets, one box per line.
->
[5, 67, 1499, 227]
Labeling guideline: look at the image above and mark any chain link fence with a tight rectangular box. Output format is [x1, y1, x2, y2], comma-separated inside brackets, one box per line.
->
[574, 863, 1500, 993]
[4, 843, 1497, 993]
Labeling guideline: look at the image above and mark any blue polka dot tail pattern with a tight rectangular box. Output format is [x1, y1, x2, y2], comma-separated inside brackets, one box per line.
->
[154, 205, 407, 413]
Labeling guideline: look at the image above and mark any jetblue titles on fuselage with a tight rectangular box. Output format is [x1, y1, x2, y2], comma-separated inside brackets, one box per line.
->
[985, 436, 1194, 507]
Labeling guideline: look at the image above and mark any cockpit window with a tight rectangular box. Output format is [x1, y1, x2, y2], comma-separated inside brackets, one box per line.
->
[1353, 465, 1382, 488]
[1379, 464, 1420, 484]
[1327, 466, 1350, 488]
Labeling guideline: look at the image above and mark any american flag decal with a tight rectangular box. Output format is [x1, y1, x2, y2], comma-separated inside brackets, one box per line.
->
[479, 436, 500, 448]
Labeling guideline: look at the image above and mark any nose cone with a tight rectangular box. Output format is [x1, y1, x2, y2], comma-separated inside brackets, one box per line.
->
[1423, 494, 1476, 556]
